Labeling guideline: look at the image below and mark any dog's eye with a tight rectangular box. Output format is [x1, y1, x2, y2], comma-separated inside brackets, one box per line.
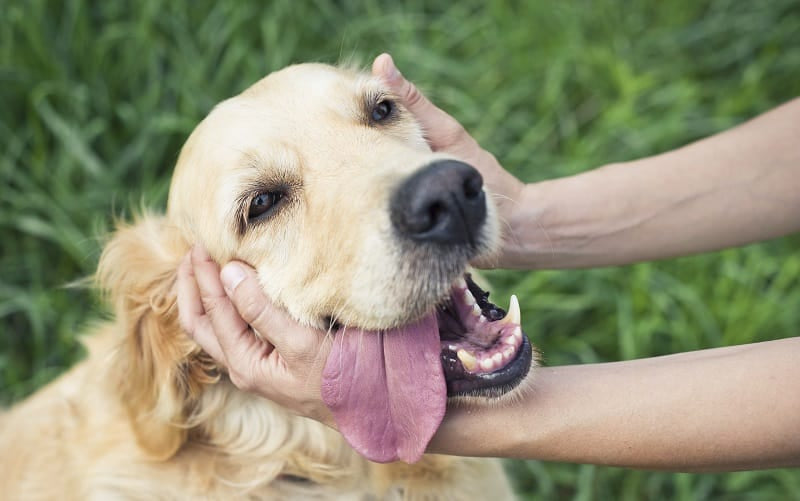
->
[371, 99, 394, 122]
[248, 191, 282, 220]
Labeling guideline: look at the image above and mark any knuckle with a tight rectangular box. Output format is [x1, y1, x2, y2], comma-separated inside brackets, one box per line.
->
[232, 324, 253, 344]
[403, 82, 427, 109]
[280, 345, 302, 364]
[178, 315, 194, 338]
[237, 294, 270, 327]
[229, 370, 253, 392]
[201, 296, 223, 316]
[449, 122, 469, 142]
[286, 336, 314, 362]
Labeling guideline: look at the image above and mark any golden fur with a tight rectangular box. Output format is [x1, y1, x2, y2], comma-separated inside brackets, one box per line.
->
[0, 64, 515, 499]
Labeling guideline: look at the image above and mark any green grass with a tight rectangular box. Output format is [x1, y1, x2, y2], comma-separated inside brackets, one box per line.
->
[2, 0, 799, 498]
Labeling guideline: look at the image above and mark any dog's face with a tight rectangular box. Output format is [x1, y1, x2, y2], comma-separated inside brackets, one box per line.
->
[102, 63, 532, 464]
[169, 63, 492, 329]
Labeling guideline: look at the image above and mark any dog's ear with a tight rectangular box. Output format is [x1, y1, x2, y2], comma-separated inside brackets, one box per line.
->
[96, 215, 217, 460]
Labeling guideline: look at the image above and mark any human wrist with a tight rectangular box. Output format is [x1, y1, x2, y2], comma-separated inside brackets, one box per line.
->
[496, 181, 552, 269]
[428, 399, 526, 458]
[483, 149, 525, 224]
[428, 368, 556, 459]
[496, 163, 636, 269]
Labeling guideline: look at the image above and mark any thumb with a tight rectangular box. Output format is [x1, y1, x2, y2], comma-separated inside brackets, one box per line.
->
[372, 53, 466, 151]
[220, 262, 319, 357]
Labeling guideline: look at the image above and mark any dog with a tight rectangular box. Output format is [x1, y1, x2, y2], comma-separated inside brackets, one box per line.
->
[0, 63, 533, 499]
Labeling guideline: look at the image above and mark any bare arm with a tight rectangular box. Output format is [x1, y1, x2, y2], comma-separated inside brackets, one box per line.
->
[505, 98, 800, 268]
[430, 337, 800, 471]
[374, 54, 800, 269]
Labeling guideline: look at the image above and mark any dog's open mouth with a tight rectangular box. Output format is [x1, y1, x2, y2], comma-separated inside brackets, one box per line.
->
[437, 273, 532, 397]
[320, 272, 533, 465]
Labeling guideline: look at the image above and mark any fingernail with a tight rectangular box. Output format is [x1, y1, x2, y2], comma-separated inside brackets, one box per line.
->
[221, 263, 246, 293]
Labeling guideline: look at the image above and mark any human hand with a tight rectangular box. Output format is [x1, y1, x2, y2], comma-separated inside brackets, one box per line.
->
[372, 53, 525, 265]
[177, 245, 335, 427]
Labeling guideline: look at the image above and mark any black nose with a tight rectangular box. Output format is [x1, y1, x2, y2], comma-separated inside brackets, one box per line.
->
[390, 160, 486, 245]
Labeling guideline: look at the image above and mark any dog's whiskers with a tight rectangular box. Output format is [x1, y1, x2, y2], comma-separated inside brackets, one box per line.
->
[301, 299, 348, 394]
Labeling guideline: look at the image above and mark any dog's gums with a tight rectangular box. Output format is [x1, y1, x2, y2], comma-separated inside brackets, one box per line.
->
[438, 274, 532, 397]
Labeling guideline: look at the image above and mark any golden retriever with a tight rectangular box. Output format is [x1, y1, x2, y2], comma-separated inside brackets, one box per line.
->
[0, 63, 533, 500]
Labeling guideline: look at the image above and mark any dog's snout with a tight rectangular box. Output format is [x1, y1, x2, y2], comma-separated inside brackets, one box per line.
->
[390, 160, 487, 245]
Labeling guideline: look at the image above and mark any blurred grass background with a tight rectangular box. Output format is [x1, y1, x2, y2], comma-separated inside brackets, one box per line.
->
[2, 0, 799, 498]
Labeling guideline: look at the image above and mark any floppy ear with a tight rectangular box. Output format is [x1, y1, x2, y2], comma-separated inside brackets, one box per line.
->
[96, 214, 218, 460]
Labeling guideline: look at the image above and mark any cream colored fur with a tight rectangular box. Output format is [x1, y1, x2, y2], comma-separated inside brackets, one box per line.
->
[0, 64, 515, 500]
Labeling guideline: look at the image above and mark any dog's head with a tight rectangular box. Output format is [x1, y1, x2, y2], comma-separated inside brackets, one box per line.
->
[170, 63, 498, 329]
[98, 64, 532, 464]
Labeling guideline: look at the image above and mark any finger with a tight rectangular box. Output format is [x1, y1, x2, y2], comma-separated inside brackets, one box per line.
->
[372, 53, 436, 117]
[220, 261, 322, 358]
[176, 251, 203, 334]
[191, 245, 269, 364]
[372, 53, 465, 150]
[191, 244, 226, 301]
[176, 250, 226, 362]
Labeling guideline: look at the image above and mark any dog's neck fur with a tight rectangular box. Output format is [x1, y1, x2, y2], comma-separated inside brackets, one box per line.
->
[92, 320, 509, 500]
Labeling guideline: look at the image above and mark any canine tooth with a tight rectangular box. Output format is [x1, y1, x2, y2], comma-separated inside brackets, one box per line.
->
[471, 303, 481, 316]
[480, 358, 494, 371]
[457, 349, 478, 372]
[501, 294, 521, 325]
[463, 289, 476, 306]
[492, 353, 503, 365]
[455, 277, 467, 290]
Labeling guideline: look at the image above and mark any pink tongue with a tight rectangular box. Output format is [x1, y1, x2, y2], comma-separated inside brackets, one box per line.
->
[321, 312, 446, 463]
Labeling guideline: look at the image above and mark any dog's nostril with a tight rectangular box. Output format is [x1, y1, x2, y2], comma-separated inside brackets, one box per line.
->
[463, 174, 482, 200]
[426, 202, 447, 230]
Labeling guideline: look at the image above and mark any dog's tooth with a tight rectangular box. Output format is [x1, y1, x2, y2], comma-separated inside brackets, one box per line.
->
[455, 277, 467, 290]
[478, 315, 487, 324]
[500, 294, 521, 325]
[503, 346, 515, 359]
[457, 349, 478, 372]
[504, 334, 517, 345]
[492, 352, 503, 365]
[480, 358, 494, 371]
[463, 289, 476, 306]
[513, 326, 523, 346]
[471, 303, 481, 316]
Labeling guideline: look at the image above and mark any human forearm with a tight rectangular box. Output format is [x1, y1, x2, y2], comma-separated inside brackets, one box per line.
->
[502, 98, 800, 269]
[429, 337, 800, 471]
